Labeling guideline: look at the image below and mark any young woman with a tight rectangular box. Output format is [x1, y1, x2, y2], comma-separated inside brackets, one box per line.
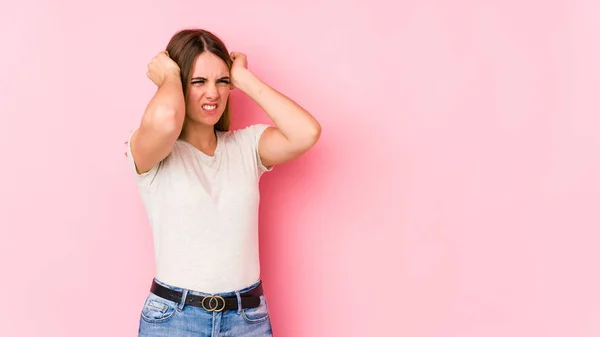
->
[126, 29, 321, 336]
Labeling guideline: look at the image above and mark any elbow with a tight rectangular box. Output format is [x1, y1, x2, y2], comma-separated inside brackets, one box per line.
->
[281, 118, 322, 152]
[147, 105, 184, 133]
[300, 121, 322, 149]
[309, 120, 322, 143]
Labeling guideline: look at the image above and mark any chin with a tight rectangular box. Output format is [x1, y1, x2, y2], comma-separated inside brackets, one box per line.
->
[187, 110, 224, 125]
[198, 114, 224, 126]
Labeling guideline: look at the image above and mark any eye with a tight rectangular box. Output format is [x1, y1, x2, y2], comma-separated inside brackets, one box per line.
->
[191, 80, 205, 85]
[218, 79, 230, 84]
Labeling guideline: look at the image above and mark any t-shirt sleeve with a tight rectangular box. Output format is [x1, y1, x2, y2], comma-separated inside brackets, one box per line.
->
[240, 123, 275, 177]
[125, 127, 162, 186]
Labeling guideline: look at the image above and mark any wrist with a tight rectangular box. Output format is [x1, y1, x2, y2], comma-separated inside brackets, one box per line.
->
[162, 70, 182, 86]
[165, 68, 181, 79]
[234, 69, 260, 93]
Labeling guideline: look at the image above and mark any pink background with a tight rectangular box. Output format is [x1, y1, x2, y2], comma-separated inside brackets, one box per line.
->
[1, 0, 600, 336]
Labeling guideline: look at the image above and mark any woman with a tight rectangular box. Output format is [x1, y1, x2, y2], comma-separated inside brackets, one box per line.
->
[126, 29, 321, 336]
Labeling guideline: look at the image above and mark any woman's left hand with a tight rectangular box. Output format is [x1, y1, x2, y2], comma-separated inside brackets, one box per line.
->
[230, 52, 250, 89]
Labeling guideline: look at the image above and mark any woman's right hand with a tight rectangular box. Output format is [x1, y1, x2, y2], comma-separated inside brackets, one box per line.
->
[147, 51, 180, 87]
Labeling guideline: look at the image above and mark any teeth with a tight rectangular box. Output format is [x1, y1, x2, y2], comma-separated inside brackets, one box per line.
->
[202, 104, 217, 110]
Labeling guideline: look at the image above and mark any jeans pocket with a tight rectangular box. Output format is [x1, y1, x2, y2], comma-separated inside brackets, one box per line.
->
[241, 294, 270, 323]
[140, 293, 177, 324]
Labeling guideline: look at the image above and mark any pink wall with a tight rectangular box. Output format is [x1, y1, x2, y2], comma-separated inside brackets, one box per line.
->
[1, 0, 600, 336]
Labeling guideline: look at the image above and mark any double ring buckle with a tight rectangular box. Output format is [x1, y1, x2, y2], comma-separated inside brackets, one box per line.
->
[201, 295, 226, 312]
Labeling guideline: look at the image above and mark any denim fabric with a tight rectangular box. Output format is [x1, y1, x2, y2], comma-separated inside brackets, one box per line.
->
[138, 278, 273, 336]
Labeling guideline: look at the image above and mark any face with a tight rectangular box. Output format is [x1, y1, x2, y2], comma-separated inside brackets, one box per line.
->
[185, 52, 231, 126]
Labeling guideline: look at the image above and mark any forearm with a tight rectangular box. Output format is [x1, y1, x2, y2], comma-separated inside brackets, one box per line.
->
[144, 72, 186, 129]
[236, 69, 321, 145]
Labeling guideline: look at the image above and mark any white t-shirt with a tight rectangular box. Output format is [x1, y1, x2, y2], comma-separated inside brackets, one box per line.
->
[126, 124, 273, 294]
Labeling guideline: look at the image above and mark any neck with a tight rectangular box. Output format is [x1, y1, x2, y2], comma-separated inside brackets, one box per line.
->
[180, 121, 218, 155]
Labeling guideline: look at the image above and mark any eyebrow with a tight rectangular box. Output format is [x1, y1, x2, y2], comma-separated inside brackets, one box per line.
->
[190, 76, 231, 81]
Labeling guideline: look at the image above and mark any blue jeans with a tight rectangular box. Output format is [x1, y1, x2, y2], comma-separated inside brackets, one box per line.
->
[138, 278, 274, 336]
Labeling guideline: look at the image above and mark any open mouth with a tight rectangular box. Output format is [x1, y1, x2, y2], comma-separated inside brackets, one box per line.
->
[202, 104, 218, 114]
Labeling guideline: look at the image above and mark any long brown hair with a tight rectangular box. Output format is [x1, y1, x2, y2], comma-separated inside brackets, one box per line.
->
[165, 29, 232, 133]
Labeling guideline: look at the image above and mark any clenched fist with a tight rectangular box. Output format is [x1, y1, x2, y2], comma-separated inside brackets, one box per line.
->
[147, 51, 180, 86]
[229, 52, 249, 89]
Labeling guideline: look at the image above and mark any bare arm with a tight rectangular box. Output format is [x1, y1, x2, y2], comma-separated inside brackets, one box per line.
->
[129, 51, 185, 174]
[231, 53, 321, 167]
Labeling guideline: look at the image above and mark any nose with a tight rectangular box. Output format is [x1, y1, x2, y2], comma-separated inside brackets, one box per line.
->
[205, 82, 219, 101]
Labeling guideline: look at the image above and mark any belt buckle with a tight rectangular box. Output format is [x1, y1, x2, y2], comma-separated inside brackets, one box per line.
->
[201, 295, 226, 312]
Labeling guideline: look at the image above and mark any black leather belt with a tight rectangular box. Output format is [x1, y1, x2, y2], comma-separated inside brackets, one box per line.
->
[150, 279, 263, 312]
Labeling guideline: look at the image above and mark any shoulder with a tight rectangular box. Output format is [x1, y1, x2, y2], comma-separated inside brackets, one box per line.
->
[221, 124, 274, 147]
[220, 124, 275, 175]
